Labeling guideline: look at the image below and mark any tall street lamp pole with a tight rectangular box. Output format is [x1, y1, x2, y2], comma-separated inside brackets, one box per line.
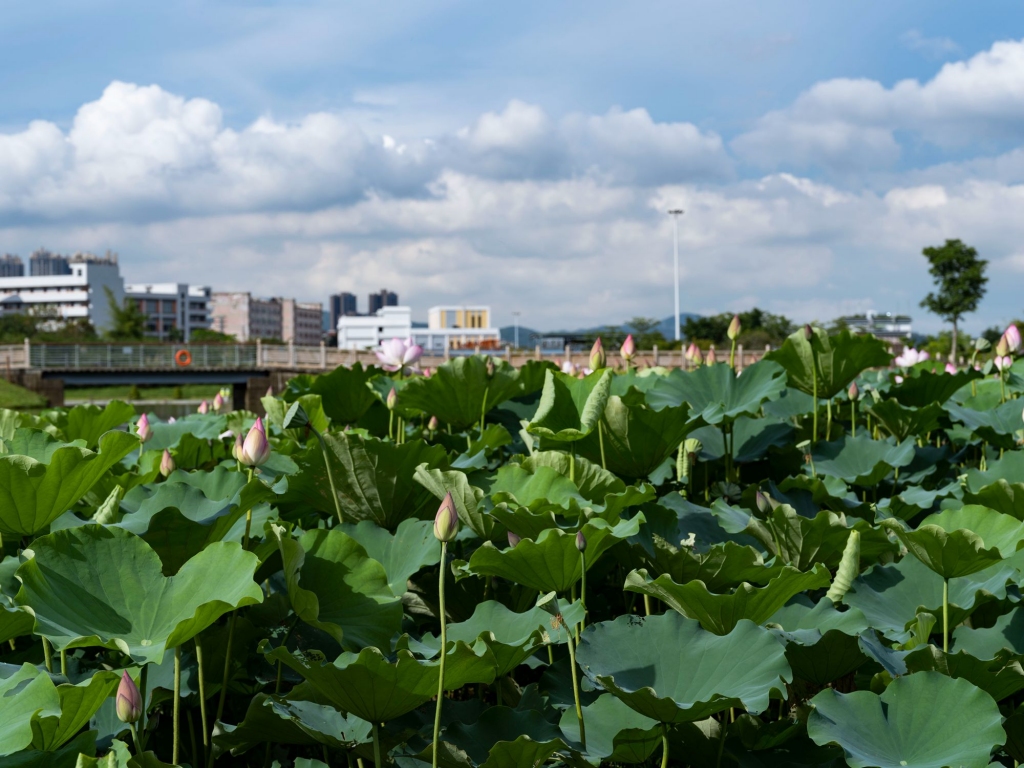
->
[668, 209, 684, 342]
[512, 311, 521, 349]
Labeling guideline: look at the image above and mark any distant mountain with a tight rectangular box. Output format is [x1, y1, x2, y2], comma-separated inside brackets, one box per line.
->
[499, 314, 700, 345]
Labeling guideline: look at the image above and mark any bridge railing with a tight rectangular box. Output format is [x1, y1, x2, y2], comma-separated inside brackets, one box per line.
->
[27, 344, 259, 369]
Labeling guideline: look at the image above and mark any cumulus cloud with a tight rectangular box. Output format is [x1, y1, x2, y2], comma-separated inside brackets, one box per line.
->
[733, 38, 1024, 170]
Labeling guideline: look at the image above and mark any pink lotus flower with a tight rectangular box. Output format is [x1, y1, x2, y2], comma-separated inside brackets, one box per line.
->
[620, 334, 635, 361]
[159, 449, 176, 478]
[894, 375, 904, 384]
[116, 671, 142, 724]
[135, 413, 152, 443]
[995, 356, 1013, 372]
[727, 314, 742, 341]
[894, 348, 929, 368]
[376, 338, 423, 374]
[1006, 325, 1022, 352]
[848, 382, 859, 400]
[198, 400, 209, 415]
[705, 347, 717, 365]
[433, 491, 459, 542]
[240, 417, 271, 466]
[945, 363, 958, 374]
[590, 338, 606, 370]
[212, 393, 225, 412]
[561, 360, 578, 375]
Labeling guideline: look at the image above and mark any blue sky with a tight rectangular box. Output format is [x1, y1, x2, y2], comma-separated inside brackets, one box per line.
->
[1, 1, 1024, 332]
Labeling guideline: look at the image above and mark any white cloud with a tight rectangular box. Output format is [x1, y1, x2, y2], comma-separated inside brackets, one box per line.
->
[734, 38, 1024, 169]
[901, 30, 960, 59]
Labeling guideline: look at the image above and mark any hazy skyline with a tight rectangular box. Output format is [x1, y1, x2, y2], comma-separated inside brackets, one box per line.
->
[2, 2, 1023, 332]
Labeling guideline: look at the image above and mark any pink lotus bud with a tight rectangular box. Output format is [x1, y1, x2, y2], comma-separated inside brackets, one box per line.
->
[266, 386, 274, 398]
[135, 413, 152, 443]
[116, 671, 142, 724]
[848, 382, 859, 401]
[575, 530, 587, 553]
[803, 324, 813, 341]
[727, 314, 742, 341]
[1006, 325, 1022, 353]
[590, 338, 606, 370]
[386, 387, 398, 411]
[995, 356, 1013, 372]
[755, 489, 770, 514]
[706, 347, 717, 365]
[620, 334, 635, 361]
[428, 415, 439, 432]
[240, 417, 271, 467]
[507, 531, 521, 548]
[945, 363, 958, 374]
[690, 344, 703, 365]
[433, 491, 459, 542]
[996, 335, 1009, 358]
[159, 449, 176, 477]
[213, 393, 225, 412]
[422, 367, 432, 377]
[232, 432, 244, 462]
[198, 400, 210, 415]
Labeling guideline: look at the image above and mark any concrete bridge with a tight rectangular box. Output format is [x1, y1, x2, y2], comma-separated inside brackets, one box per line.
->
[0, 340, 771, 407]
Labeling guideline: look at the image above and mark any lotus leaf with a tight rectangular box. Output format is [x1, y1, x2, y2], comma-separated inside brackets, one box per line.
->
[338, 518, 441, 596]
[0, 664, 61, 757]
[954, 608, 1024, 660]
[143, 413, 227, 451]
[644, 359, 786, 424]
[526, 369, 612, 442]
[889, 368, 981, 407]
[811, 434, 916, 486]
[576, 612, 790, 723]
[0, 430, 139, 536]
[31, 671, 119, 752]
[867, 400, 944, 441]
[947, 399, 1024, 449]
[558, 694, 660, 763]
[63, 402, 136, 449]
[963, 480, 1024, 520]
[903, 644, 1024, 702]
[807, 671, 1004, 768]
[283, 363, 378, 424]
[443, 706, 568, 768]
[397, 356, 523, 430]
[16, 526, 263, 664]
[766, 328, 892, 400]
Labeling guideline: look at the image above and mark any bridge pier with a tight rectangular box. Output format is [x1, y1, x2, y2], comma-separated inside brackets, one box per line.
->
[8, 370, 64, 407]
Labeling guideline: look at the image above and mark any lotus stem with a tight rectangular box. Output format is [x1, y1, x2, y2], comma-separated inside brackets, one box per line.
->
[432, 541, 448, 768]
[598, 420, 607, 470]
[826, 398, 832, 440]
[243, 467, 255, 550]
[480, 386, 489, 438]
[129, 724, 141, 758]
[173, 644, 181, 764]
[660, 725, 670, 768]
[943, 578, 949, 653]
[716, 716, 728, 768]
[189, 709, 199, 768]
[811, 368, 818, 447]
[373, 722, 383, 767]
[569, 446, 576, 484]
[580, 550, 588, 633]
[388, 410, 394, 441]
[313, 429, 343, 525]
[195, 636, 209, 765]
[212, 613, 238, 764]
[643, 594, 652, 616]
[566, 629, 587, 750]
[139, 664, 149, 750]
[1001, 373, 1007, 404]
[41, 637, 53, 673]
[60, 648, 67, 676]
[851, 401, 856, 438]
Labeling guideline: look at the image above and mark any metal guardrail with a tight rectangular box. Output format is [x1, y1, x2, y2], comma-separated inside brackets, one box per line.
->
[27, 344, 259, 369]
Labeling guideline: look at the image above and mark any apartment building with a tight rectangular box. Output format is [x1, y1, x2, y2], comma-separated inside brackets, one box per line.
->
[282, 298, 324, 345]
[368, 289, 398, 314]
[0, 255, 24, 277]
[124, 283, 212, 342]
[210, 292, 283, 341]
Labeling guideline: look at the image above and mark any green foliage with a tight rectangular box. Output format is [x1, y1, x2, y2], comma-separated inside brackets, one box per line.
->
[683, 307, 795, 346]
[919, 238, 988, 351]
[103, 287, 146, 341]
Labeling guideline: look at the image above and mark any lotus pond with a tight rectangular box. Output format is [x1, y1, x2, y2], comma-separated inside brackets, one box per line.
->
[3, 327, 1024, 767]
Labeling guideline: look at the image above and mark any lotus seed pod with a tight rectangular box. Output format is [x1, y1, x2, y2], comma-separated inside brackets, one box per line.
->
[848, 381, 859, 401]
[575, 530, 588, 553]
[135, 413, 152, 443]
[240, 417, 271, 467]
[212, 392, 225, 412]
[755, 489, 770, 514]
[386, 387, 398, 411]
[620, 334, 635, 361]
[507, 531, 521, 548]
[590, 337, 606, 370]
[198, 400, 210, 415]
[428, 415, 439, 432]
[433, 491, 459, 542]
[116, 671, 142, 724]
[159, 449, 175, 478]
[727, 314, 742, 341]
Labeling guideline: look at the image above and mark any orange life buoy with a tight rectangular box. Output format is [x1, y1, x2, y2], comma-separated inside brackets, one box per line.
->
[175, 349, 192, 367]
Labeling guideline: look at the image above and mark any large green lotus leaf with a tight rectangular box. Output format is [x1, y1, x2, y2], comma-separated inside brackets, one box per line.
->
[284, 363, 378, 424]
[641, 540, 786, 591]
[577, 613, 790, 724]
[262, 393, 330, 438]
[767, 597, 870, 686]
[903, 645, 1024, 702]
[526, 369, 612, 442]
[443, 706, 569, 768]
[966, 452, 1024, 493]
[690, 416, 795, 464]
[1, 731, 97, 768]
[918, 505, 1024, 556]
[16, 526, 263, 664]
[558, 694, 660, 763]
[338, 518, 441, 596]
[889, 368, 982, 407]
[574, 390, 698, 480]
[118, 471, 260, 535]
[63, 402, 136, 449]
[414, 466, 494, 540]
[807, 672, 1004, 768]
[963, 481, 1024, 520]
[882, 521, 1005, 580]
[286, 433, 448, 530]
[0, 430, 139, 537]
[644, 359, 786, 424]
[766, 328, 891, 400]
[946, 399, 1024, 449]
[466, 515, 644, 593]
[810, 434, 915, 486]
[418, 601, 551, 677]
[866, 400, 944, 441]
[481, 464, 585, 509]
[264, 641, 497, 723]
[2, 430, 84, 461]
[398, 356, 522, 430]
[636, 495, 756, 557]
[143, 413, 227, 452]
[519, 450, 625, 502]
[624, 564, 830, 635]
[273, 525, 402, 651]
[0, 664, 62, 757]
[0, 556, 34, 644]
[844, 554, 1021, 642]
[31, 671, 119, 751]
[954, 608, 1024, 660]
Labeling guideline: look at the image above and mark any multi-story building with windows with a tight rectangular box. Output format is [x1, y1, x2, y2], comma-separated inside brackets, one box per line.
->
[210, 292, 283, 342]
[282, 299, 324, 346]
[124, 283, 212, 342]
[336, 304, 502, 351]
[0, 255, 24, 277]
[368, 289, 398, 315]
[29, 249, 72, 276]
